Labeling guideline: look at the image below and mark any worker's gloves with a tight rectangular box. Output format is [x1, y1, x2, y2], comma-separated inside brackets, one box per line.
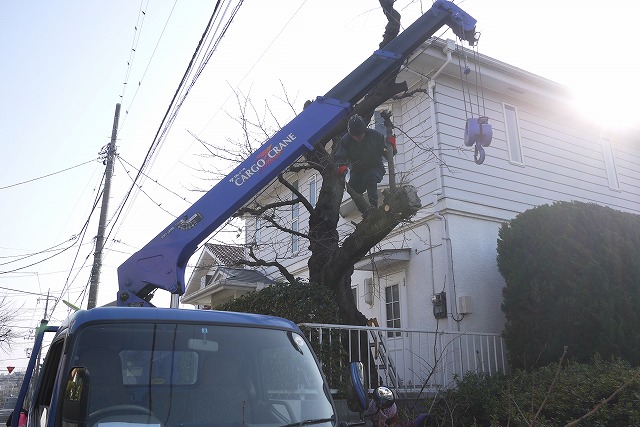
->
[380, 110, 394, 129]
[387, 135, 397, 155]
[414, 413, 432, 427]
[337, 165, 348, 176]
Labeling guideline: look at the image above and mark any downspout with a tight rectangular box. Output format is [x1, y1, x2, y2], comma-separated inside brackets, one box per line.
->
[429, 39, 457, 332]
[429, 39, 455, 197]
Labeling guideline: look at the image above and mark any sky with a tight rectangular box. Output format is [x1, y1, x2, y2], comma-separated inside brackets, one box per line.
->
[0, 0, 637, 371]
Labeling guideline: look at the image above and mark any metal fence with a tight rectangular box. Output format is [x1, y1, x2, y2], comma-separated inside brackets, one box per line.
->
[299, 323, 507, 395]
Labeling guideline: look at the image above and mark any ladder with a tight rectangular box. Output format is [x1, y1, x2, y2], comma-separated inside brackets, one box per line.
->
[367, 319, 401, 392]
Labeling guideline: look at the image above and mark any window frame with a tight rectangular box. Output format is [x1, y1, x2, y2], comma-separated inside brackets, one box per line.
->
[601, 137, 621, 191]
[502, 103, 525, 165]
[385, 284, 401, 338]
[309, 174, 317, 208]
[33, 337, 66, 427]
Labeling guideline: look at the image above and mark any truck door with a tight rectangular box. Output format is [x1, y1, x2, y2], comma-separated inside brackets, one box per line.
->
[28, 338, 65, 427]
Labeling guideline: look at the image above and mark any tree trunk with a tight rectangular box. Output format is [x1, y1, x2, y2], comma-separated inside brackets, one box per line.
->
[307, 144, 421, 326]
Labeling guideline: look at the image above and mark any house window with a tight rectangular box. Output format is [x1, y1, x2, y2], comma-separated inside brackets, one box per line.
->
[364, 278, 373, 305]
[309, 174, 317, 207]
[503, 103, 524, 164]
[351, 287, 358, 309]
[385, 284, 401, 337]
[601, 137, 620, 190]
[292, 180, 299, 253]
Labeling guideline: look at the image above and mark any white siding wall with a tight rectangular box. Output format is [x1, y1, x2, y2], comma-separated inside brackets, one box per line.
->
[431, 75, 640, 216]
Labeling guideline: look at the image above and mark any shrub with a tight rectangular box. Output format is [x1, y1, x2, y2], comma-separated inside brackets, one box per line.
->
[215, 278, 341, 324]
[428, 357, 640, 426]
[497, 201, 640, 369]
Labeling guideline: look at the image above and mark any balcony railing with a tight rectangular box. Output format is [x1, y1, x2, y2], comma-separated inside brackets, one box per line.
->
[299, 323, 507, 395]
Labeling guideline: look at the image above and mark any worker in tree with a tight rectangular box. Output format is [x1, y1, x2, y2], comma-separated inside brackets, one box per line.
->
[334, 114, 396, 216]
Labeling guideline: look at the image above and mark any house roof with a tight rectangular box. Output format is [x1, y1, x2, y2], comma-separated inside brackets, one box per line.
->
[183, 243, 245, 298]
[214, 267, 276, 285]
[204, 243, 244, 266]
[181, 266, 275, 306]
[354, 248, 412, 271]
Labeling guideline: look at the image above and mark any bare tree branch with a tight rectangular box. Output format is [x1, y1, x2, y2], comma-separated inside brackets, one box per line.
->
[532, 346, 568, 425]
[0, 297, 20, 352]
[277, 174, 315, 215]
[563, 368, 640, 427]
[236, 198, 298, 217]
[235, 245, 297, 284]
[260, 211, 308, 240]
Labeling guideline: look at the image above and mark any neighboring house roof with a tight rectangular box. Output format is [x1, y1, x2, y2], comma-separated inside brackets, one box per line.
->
[181, 266, 275, 307]
[215, 267, 276, 285]
[204, 243, 244, 266]
[182, 243, 245, 299]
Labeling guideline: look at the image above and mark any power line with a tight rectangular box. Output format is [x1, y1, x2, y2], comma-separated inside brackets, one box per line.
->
[0, 238, 80, 275]
[119, 0, 177, 132]
[199, 0, 305, 133]
[119, 0, 151, 104]
[0, 285, 48, 297]
[117, 155, 192, 207]
[105, 0, 241, 252]
[0, 159, 97, 190]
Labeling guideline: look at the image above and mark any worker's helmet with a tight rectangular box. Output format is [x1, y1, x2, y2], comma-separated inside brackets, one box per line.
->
[347, 114, 367, 136]
[373, 386, 395, 409]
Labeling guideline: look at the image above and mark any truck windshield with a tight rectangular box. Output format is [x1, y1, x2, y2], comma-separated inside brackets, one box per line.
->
[69, 322, 334, 427]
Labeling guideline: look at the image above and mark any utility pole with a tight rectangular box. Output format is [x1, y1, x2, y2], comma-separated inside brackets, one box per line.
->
[88, 103, 120, 309]
[35, 289, 53, 384]
[37, 288, 53, 321]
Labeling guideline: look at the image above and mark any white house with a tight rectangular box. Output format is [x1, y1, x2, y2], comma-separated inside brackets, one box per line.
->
[182, 243, 274, 308]
[183, 37, 639, 386]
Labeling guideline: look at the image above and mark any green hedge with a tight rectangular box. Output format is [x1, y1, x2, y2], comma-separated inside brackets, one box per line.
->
[428, 357, 640, 426]
[497, 201, 640, 369]
[215, 279, 341, 324]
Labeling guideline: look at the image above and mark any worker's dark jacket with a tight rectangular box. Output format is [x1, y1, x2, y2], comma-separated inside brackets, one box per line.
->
[334, 129, 386, 177]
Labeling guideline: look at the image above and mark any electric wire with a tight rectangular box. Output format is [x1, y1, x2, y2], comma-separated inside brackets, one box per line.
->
[0, 286, 49, 297]
[119, 0, 178, 132]
[0, 237, 84, 276]
[106, 0, 241, 252]
[116, 156, 178, 217]
[119, 0, 150, 104]
[0, 159, 97, 190]
[118, 155, 193, 204]
[48, 172, 108, 315]
[3, 170, 105, 315]
[0, 240, 79, 265]
[139, 0, 240, 177]
[199, 0, 307, 133]
[61, 2, 238, 309]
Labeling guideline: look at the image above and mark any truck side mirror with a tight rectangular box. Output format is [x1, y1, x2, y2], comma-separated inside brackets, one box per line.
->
[345, 361, 368, 413]
[61, 367, 90, 427]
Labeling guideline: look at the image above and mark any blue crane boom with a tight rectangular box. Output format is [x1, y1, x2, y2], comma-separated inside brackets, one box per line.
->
[116, 0, 477, 307]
